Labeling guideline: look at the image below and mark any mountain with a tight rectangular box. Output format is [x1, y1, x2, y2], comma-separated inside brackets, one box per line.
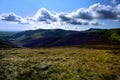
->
[2, 28, 120, 48]
[0, 37, 15, 48]
[9, 29, 78, 47]
[50, 29, 120, 46]
[23, 28, 120, 47]
[0, 31, 17, 37]
[85, 28, 107, 32]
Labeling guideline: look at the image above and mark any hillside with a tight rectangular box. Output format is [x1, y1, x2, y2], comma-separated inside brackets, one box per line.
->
[8, 29, 78, 47]
[23, 28, 120, 48]
[0, 37, 15, 48]
[106, 29, 120, 43]
[1, 28, 120, 48]
[51, 29, 120, 46]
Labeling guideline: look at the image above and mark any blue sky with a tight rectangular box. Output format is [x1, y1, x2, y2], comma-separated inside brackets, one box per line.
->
[0, 0, 120, 31]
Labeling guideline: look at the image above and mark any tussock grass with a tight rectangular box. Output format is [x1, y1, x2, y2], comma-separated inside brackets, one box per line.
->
[0, 45, 120, 80]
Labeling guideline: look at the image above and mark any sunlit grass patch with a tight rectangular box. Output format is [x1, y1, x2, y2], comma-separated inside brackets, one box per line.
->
[0, 45, 120, 80]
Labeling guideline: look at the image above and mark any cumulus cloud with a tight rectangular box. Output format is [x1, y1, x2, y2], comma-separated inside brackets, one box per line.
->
[33, 8, 57, 24]
[89, 3, 120, 20]
[20, 17, 34, 24]
[58, 13, 89, 25]
[0, 13, 34, 24]
[71, 8, 93, 20]
[0, 3, 120, 26]
[57, 3, 120, 25]
[0, 13, 22, 22]
[58, 13, 71, 22]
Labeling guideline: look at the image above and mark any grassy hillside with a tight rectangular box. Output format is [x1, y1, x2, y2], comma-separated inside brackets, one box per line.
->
[0, 45, 120, 80]
[0, 37, 15, 48]
[107, 29, 120, 43]
[23, 29, 120, 48]
[0, 31, 17, 37]
[1, 28, 120, 48]
[10, 29, 78, 47]
[54, 29, 120, 46]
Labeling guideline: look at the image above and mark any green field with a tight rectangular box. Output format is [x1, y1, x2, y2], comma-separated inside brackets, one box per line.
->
[0, 45, 120, 80]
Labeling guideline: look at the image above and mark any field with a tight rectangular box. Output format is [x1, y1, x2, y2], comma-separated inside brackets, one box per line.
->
[0, 45, 120, 80]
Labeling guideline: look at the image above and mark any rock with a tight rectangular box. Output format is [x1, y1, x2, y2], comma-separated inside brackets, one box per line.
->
[39, 65, 49, 71]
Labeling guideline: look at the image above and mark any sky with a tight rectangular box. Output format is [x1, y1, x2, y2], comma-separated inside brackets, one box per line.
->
[0, 0, 120, 31]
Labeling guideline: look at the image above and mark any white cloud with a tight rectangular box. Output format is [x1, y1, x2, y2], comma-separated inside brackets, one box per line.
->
[0, 3, 120, 26]
[33, 8, 57, 23]
[0, 13, 22, 22]
[0, 13, 35, 25]
[71, 8, 92, 20]
[89, 3, 120, 20]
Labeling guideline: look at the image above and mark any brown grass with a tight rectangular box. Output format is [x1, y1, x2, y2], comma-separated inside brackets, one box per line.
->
[0, 45, 120, 80]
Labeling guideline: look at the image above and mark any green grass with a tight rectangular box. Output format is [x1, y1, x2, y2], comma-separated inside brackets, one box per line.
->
[107, 29, 120, 42]
[0, 45, 120, 80]
[97, 29, 120, 43]
[110, 32, 120, 42]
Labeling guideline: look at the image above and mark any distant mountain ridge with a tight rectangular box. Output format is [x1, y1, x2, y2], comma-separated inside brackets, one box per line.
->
[9, 29, 78, 47]
[23, 29, 120, 47]
[85, 28, 107, 32]
[0, 28, 120, 48]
